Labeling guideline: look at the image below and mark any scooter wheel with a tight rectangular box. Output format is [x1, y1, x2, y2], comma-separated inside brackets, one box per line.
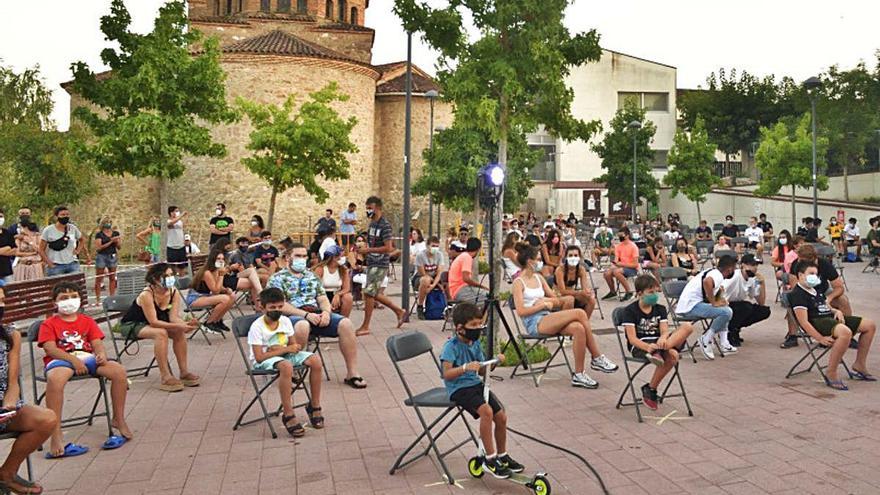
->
[532, 475, 551, 495]
[467, 457, 484, 478]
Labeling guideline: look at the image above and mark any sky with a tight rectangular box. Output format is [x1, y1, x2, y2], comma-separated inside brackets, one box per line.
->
[1, 0, 877, 130]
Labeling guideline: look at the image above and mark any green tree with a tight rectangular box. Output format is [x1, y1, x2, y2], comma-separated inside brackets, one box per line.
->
[663, 116, 720, 222]
[755, 114, 829, 232]
[70, 0, 235, 253]
[592, 100, 659, 212]
[413, 125, 537, 214]
[237, 83, 358, 230]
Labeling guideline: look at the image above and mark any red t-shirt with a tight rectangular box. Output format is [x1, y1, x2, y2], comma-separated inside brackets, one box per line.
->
[38, 314, 105, 366]
[448, 252, 473, 300]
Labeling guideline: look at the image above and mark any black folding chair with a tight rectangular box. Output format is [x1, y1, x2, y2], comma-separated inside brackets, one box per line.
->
[505, 296, 573, 387]
[661, 280, 728, 362]
[25, 321, 113, 436]
[780, 293, 851, 382]
[0, 375, 33, 481]
[611, 307, 693, 423]
[695, 240, 714, 269]
[175, 276, 221, 345]
[386, 331, 479, 485]
[101, 294, 160, 378]
[231, 314, 311, 439]
[816, 244, 848, 290]
[307, 333, 334, 382]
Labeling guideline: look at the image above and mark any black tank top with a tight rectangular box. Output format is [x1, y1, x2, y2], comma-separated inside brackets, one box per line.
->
[676, 254, 694, 270]
[121, 288, 174, 324]
[561, 267, 581, 290]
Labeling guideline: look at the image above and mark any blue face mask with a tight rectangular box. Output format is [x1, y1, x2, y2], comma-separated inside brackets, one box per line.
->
[291, 258, 308, 273]
[162, 276, 177, 289]
[805, 274, 821, 288]
[641, 293, 660, 306]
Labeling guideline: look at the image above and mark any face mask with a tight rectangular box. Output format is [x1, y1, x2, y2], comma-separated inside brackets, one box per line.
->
[805, 274, 821, 288]
[162, 276, 177, 289]
[366, 209, 375, 218]
[239, 245, 248, 252]
[215, 209, 223, 216]
[830, 220, 836, 225]
[262, 239, 272, 245]
[641, 293, 660, 306]
[18, 215, 30, 225]
[566, 256, 580, 267]
[173, 211, 181, 218]
[744, 270, 756, 278]
[291, 258, 308, 273]
[430, 246, 440, 255]
[215, 260, 226, 269]
[152, 222, 161, 228]
[461, 325, 485, 343]
[600, 226, 607, 231]
[102, 223, 112, 229]
[533, 260, 544, 272]
[251, 221, 258, 226]
[0, 217, 4, 227]
[266, 310, 283, 322]
[618, 236, 626, 242]
[779, 238, 788, 246]
[726, 220, 732, 225]
[58, 217, 70, 225]
[551, 237, 559, 244]
[337, 257, 347, 266]
[57, 297, 81, 315]
[750, 224, 756, 228]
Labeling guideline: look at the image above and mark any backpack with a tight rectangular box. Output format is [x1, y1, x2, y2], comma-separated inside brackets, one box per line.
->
[424, 289, 447, 320]
[845, 252, 857, 263]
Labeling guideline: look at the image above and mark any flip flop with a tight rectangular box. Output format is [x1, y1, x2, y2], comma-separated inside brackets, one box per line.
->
[0, 474, 43, 494]
[45, 443, 89, 459]
[825, 379, 849, 391]
[848, 369, 877, 382]
[343, 376, 367, 389]
[102, 435, 127, 450]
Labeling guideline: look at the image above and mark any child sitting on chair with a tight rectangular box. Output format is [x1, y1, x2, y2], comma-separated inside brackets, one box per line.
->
[440, 302, 523, 479]
[621, 275, 693, 410]
[39, 281, 132, 459]
[248, 288, 324, 437]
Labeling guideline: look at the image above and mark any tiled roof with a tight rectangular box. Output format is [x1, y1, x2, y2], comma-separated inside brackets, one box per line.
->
[190, 15, 249, 25]
[245, 11, 316, 22]
[376, 71, 441, 94]
[314, 22, 374, 33]
[373, 62, 406, 74]
[221, 30, 361, 64]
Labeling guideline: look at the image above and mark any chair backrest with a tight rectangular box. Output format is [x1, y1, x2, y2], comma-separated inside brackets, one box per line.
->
[714, 249, 737, 260]
[662, 279, 688, 301]
[26, 320, 42, 344]
[736, 224, 748, 233]
[731, 237, 749, 248]
[815, 245, 836, 258]
[387, 331, 434, 363]
[176, 276, 193, 291]
[232, 314, 261, 338]
[115, 269, 148, 297]
[189, 255, 208, 275]
[102, 294, 138, 314]
[659, 266, 687, 281]
[696, 240, 714, 254]
[712, 223, 724, 232]
[611, 306, 627, 327]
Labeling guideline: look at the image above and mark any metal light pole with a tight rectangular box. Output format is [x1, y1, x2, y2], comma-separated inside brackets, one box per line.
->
[401, 33, 413, 312]
[425, 89, 439, 238]
[627, 120, 642, 223]
[803, 76, 821, 220]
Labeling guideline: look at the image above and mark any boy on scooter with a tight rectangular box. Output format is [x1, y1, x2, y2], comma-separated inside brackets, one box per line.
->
[440, 302, 524, 479]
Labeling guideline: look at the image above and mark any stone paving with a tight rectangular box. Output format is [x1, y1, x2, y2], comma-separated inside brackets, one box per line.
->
[8, 260, 880, 494]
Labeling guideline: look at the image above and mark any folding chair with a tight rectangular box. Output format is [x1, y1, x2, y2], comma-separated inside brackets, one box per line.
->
[774, 272, 789, 304]
[659, 266, 687, 283]
[505, 296, 573, 387]
[585, 264, 605, 320]
[611, 307, 693, 423]
[175, 277, 220, 345]
[307, 332, 334, 382]
[439, 272, 459, 333]
[661, 280, 729, 362]
[386, 331, 479, 485]
[114, 269, 147, 297]
[695, 240, 714, 269]
[816, 244, 848, 290]
[780, 293, 851, 382]
[101, 295, 160, 378]
[0, 375, 33, 481]
[862, 254, 880, 274]
[25, 321, 113, 436]
[231, 314, 311, 439]
[713, 249, 737, 267]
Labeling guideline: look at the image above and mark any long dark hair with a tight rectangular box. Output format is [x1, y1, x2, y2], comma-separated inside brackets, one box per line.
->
[145, 262, 171, 288]
[563, 245, 583, 282]
[544, 228, 562, 255]
[776, 229, 792, 262]
[251, 215, 265, 230]
[515, 242, 538, 268]
[192, 245, 225, 289]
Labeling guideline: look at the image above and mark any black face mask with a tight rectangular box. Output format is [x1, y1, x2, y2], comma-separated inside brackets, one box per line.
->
[744, 270, 756, 278]
[724, 270, 735, 279]
[58, 217, 70, 225]
[618, 236, 626, 242]
[461, 325, 486, 342]
[0, 306, 4, 321]
[18, 215, 30, 225]
[366, 210, 375, 218]
[266, 310, 283, 322]
[239, 245, 248, 252]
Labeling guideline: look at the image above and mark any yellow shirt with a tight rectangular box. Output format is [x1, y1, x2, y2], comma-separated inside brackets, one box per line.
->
[828, 224, 843, 239]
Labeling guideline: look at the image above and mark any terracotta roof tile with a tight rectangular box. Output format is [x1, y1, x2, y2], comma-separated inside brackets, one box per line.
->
[373, 61, 406, 74]
[190, 15, 249, 25]
[245, 11, 316, 22]
[221, 30, 360, 64]
[314, 22, 374, 33]
[376, 72, 441, 94]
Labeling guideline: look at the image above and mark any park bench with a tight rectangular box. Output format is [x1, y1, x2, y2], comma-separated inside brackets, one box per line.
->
[1, 273, 88, 330]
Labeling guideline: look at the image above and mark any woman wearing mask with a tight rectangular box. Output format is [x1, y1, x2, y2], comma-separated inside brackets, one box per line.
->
[313, 246, 352, 317]
[166, 206, 189, 276]
[501, 232, 522, 281]
[541, 229, 564, 279]
[188, 248, 236, 332]
[136, 218, 162, 264]
[246, 215, 266, 245]
[554, 245, 596, 318]
[218, 238, 263, 310]
[771, 230, 793, 280]
[12, 221, 43, 282]
[643, 237, 667, 281]
[512, 244, 617, 389]
[671, 238, 698, 277]
[93, 217, 122, 301]
[826, 216, 844, 256]
[119, 263, 201, 392]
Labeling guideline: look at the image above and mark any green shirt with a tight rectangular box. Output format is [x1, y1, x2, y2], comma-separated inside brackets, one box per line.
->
[595, 231, 614, 249]
[146, 232, 161, 255]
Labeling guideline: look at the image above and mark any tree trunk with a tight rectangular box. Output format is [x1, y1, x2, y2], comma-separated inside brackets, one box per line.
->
[791, 184, 796, 233]
[488, 93, 510, 353]
[843, 161, 850, 201]
[159, 177, 169, 262]
[726, 153, 735, 186]
[267, 184, 278, 232]
[695, 200, 702, 224]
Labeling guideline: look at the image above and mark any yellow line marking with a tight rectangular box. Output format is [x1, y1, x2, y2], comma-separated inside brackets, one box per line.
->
[641, 409, 693, 425]
[426, 476, 465, 489]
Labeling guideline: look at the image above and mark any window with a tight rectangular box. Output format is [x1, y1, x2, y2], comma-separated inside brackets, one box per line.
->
[261, 0, 271, 12]
[297, 0, 308, 13]
[529, 144, 557, 182]
[338, 0, 347, 22]
[350, 6, 358, 24]
[278, 0, 291, 12]
[652, 150, 669, 169]
[617, 92, 640, 110]
[325, 0, 333, 18]
[617, 91, 670, 112]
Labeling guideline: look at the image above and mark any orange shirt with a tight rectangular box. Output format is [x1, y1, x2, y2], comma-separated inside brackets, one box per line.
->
[615, 240, 638, 268]
[448, 251, 473, 300]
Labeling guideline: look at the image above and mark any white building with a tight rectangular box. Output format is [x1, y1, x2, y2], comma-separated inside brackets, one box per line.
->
[526, 49, 677, 221]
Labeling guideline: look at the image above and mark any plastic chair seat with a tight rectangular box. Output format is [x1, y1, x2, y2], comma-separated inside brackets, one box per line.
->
[404, 387, 454, 408]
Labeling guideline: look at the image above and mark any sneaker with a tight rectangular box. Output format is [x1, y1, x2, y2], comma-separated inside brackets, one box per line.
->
[498, 454, 525, 473]
[780, 335, 799, 349]
[482, 456, 512, 479]
[204, 322, 224, 334]
[621, 292, 634, 302]
[590, 354, 619, 373]
[601, 291, 618, 301]
[416, 305, 425, 320]
[216, 321, 231, 332]
[647, 350, 665, 366]
[641, 383, 659, 410]
[571, 372, 599, 389]
[699, 336, 715, 360]
[719, 343, 738, 354]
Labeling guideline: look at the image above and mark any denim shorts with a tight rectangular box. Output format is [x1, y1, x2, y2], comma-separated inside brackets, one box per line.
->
[253, 351, 314, 371]
[622, 267, 638, 278]
[521, 310, 549, 336]
[289, 313, 345, 338]
[95, 253, 118, 269]
[186, 292, 209, 306]
[46, 262, 80, 277]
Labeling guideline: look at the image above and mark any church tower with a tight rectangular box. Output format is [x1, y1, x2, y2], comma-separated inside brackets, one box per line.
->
[188, 0, 368, 26]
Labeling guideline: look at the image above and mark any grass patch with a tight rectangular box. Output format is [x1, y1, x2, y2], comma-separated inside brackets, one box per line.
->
[495, 338, 551, 367]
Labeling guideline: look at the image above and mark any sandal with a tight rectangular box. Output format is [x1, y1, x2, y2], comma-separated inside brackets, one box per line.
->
[343, 376, 367, 389]
[159, 380, 184, 392]
[180, 374, 201, 387]
[282, 414, 305, 438]
[825, 379, 849, 391]
[0, 474, 43, 494]
[45, 443, 89, 459]
[848, 369, 877, 382]
[305, 404, 325, 429]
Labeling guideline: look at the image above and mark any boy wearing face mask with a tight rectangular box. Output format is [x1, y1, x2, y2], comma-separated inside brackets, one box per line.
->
[414, 236, 447, 319]
[208, 203, 234, 248]
[248, 288, 324, 437]
[721, 255, 770, 347]
[601, 227, 638, 301]
[39, 282, 132, 458]
[441, 303, 522, 479]
[622, 275, 693, 410]
[720, 216, 738, 241]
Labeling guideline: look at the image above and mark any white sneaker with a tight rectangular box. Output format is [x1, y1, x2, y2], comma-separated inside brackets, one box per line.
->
[699, 337, 715, 360]
[571, 372, 598, 389]
[720, 343, 738, 354]
[590, 354, 619, 373]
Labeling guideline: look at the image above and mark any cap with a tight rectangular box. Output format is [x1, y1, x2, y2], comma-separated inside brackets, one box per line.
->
[322, 244, 344, 260]
[741, 254, 758, 265]
[184, 234, 192, 241]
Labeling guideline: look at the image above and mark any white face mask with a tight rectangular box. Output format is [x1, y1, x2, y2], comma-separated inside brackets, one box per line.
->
[215, 260, 226, 269]
[566, 256, 580, 267]
[0, 216, 5, 227]
[430, 246, 440, 255]
[57, 297, 81, 315]
[215, 209, 223, 216]
[779, 238, 788, 246]
[533, 260, 544, 272]
[337, 257, 347, 266]
[251, 221, 258, 226]
[173, 211, 181, 218]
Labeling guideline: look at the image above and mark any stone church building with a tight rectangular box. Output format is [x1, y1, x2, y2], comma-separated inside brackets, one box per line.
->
[67, 0, 452, 244]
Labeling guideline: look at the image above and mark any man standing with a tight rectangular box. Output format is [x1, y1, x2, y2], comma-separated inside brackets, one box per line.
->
[0, 209, 19, 285]
[209, 202, 234, 248]
[9, 206, 35, 236]
[167, 206, 188, 275]
[339, 203, 358, 246]
[721, 254, 770, 346]
[354, 197, 406, 336]
[315, 209, 336, 234]
[40, 206, 84, 277]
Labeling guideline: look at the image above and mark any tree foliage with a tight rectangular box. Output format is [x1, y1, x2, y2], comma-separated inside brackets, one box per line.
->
[592, 100, 659, 207]
[70, 0, 236, 180]
[237, 83, 358, 229]
[663, 116, 720, 220]
[0, 62, 54, 128]
[413, 125, 537, 214]
[755, 114, 829, 197]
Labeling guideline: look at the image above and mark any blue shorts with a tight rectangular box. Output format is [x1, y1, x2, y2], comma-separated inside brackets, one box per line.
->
[186, 292, 209, 306]
[622, 267, 638, 278]
[45, 354, 98, 376]
[253, 351, 314, 371]
[95, 253, 118, 269]
[289, 313, 345, 338]
[521, 310, 549, 336]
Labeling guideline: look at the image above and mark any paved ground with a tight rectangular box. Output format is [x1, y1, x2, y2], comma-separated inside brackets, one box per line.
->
[8, 259, 880, 494]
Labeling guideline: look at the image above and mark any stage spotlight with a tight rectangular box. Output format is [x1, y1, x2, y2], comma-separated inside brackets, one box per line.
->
[478, 163, 505, 208]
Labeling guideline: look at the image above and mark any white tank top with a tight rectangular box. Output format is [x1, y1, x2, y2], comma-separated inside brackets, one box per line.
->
[518, 274, 545, 308]
[321, 266, 343, 291]
[502, 257, 520, 278]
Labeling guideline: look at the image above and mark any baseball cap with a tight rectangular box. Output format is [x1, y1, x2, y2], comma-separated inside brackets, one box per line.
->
[741, 254, 758, 265]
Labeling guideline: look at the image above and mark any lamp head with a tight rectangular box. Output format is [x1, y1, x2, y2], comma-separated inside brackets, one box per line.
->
[627, 120, 642, 130]
[803, 76, 821, 91]
[425, 89, 439, 99]
[478, 163, 505, 208]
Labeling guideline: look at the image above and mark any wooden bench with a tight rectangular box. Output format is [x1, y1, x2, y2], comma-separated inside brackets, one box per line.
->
[189, 254, 208, 277]
[1, 273, 88, 328]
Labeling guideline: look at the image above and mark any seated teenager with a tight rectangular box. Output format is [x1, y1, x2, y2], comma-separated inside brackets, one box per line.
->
[223, 237, 264, 310]
[621, 275, 694, 410]
[643, 237, 667, 282]
[713, 235, 733, 256]
[694, 220, 713, 241]
[671, 238, 698, 277]
[592, 222, 614, 264]
[867, 217, 880, 263]
[501, 232, 522, 280]
[675, 255, 738, 360]
[413, 236, 447, 319]
[843, 218, 863, 261]
[448, 238, 489, 305]
[253, 230, 280, 282]
[602, 227, 638, 301]
[721, 254, 771, 347]
[187, 249, 236, 332]
[744, 217, 765, 262]
[554, 245, 596, 318]
[39, 282, 132, 458]
[720, 216, 738, 241]
[313, 245, 353, 318]
[267, 244, 366, 389]
[541, 229, 564, 278]
[119, 263, 201, 392]
[771, 230, 793, 279]
[441, 303, 523, 479]
[788, 261, 876, 390]
[511, 243, 617, 389]
[249, 288, 324, 436]
[246, 215, 266, 245]
[794, 244, 851, 316]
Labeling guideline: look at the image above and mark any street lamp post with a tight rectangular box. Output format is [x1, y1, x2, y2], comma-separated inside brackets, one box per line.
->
[803, 76, 821, 220]
[425, 89, 439, 238]
[627, 120, 642, 223]
[402, 32, 413, 312]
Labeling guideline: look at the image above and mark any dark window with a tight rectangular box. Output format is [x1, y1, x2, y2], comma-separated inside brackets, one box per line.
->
[338, 0, 347, 22]
[278, 0, 291, 12]
[643, 93, 668, 112]
[297, 0, 308, 13]
[652, 150, 669, 169]
[350, 7, 358, 24]
[261, 0, 271, 12]
[528, 144, 557, 182]
[325, 0, 333, 18]
[225, 0, 233, 14]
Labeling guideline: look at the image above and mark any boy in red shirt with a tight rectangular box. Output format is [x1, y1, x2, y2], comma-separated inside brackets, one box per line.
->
[38, 282, 132, 458]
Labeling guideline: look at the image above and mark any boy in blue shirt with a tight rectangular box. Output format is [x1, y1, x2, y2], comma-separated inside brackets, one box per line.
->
[440, 302, 523, 479]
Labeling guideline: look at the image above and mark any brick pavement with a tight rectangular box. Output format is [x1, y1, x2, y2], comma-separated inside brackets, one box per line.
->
[7, 260, 880, 494]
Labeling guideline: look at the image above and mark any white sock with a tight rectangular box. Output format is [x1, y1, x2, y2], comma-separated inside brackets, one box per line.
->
[498, 452, 507, 458]
[486, 453, 496, 460]
[719, 330, 731, 347]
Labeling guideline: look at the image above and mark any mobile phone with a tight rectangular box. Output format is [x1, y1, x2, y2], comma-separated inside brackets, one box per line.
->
[0, 409, 17, 421]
